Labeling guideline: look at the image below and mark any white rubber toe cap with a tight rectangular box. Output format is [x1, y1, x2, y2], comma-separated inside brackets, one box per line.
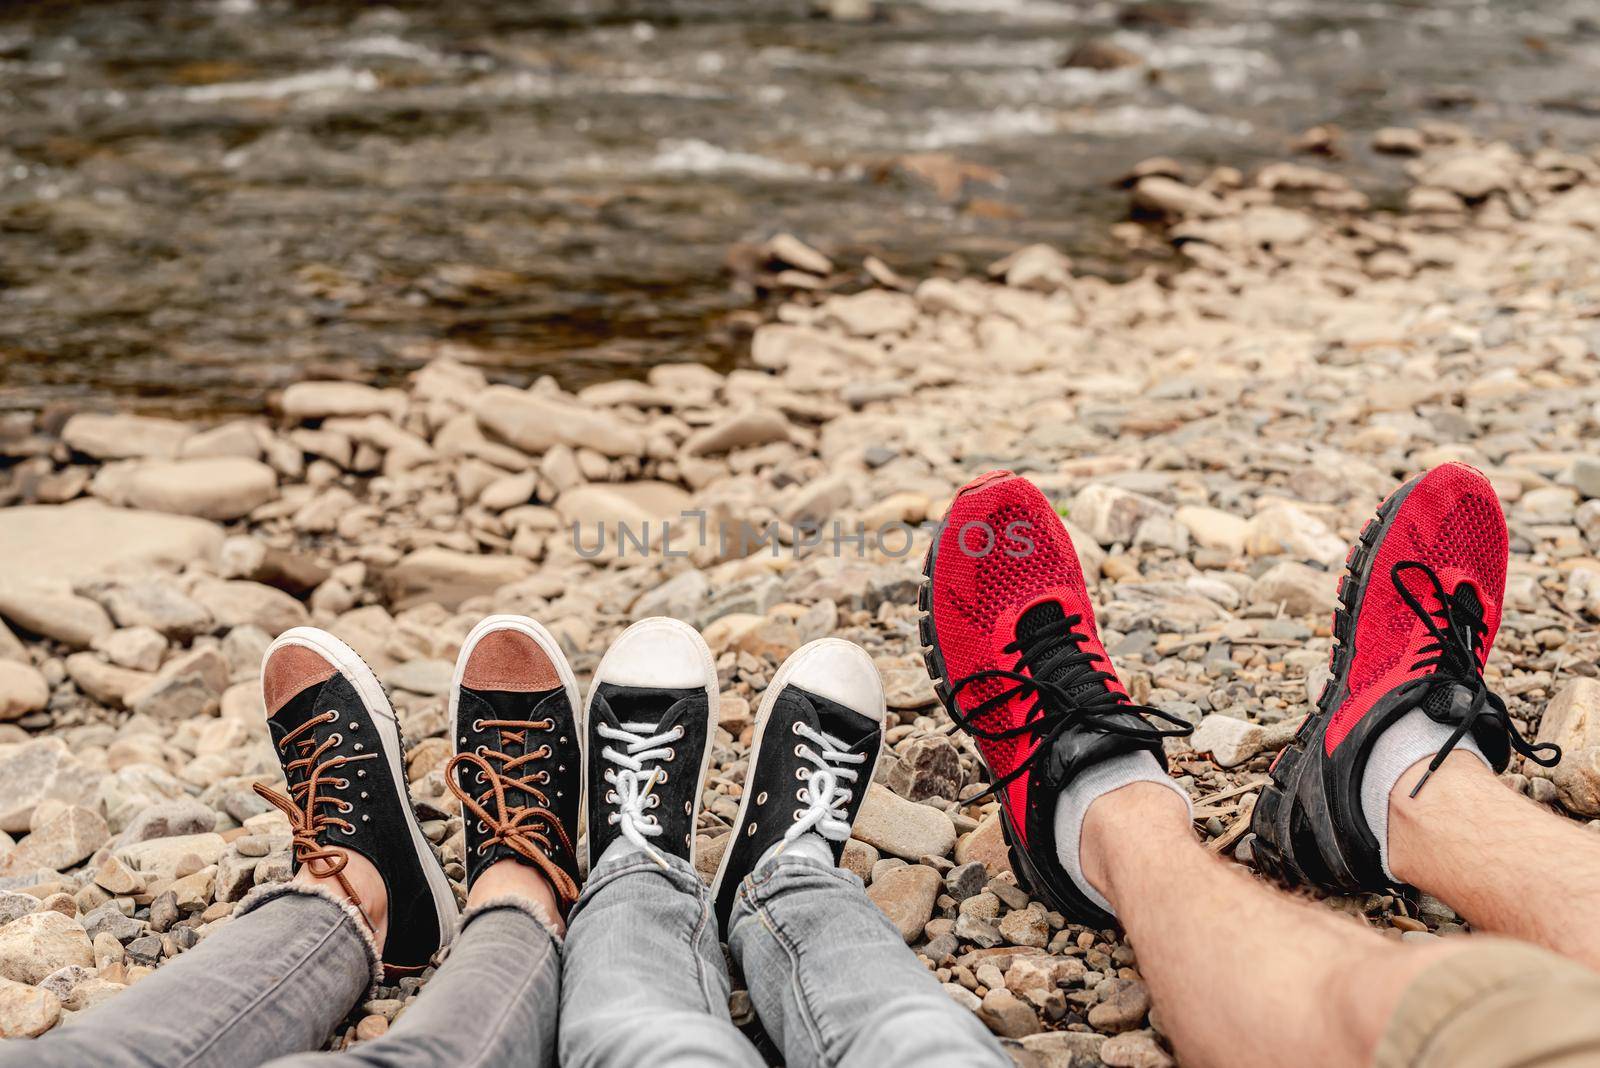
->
[777, 638, 885, 721]
[597, 617, 714, 689]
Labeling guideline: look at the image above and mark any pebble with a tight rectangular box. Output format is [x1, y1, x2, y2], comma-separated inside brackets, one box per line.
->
[0, 130, 1596, 1050]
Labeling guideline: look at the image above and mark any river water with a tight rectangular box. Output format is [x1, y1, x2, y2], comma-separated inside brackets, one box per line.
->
[2, 0, 1598, 416]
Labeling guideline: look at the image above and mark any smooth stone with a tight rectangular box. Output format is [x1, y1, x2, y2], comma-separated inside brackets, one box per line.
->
[853, 783, 957, 861]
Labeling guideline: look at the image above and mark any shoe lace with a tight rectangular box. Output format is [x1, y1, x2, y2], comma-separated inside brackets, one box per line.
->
[597, 709, 685, 869]
[445, 714, 579, 907]
[781, 721, 867, 850]
[1392, 561, 1561, 796]
[947, 614, 1192, 800]
[253, 710, 378, 924]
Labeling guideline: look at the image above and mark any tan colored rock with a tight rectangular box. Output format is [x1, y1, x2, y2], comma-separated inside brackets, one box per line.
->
[0, 976, 60, 1038]
[1251, 561, 1337, 616]
[1532, 678, 1600, 816]
[188, 579, 309, 637]
[853, 783, 957, 861]
[1174, 505, 1248, 555]
[0, 806, 108, 876]
[62, 413, 190, 461]
[474, 386, 646, 458]
[281, 381, 406, 423]
[0, 584, 112, 649]
[109, 458, 279, 521]
[0, 662, 47, 721]
[385, 549, 532, 611]
[954, 812, 1013, 876]
[65, 654, 152, 708]
[0, 912, 93, 985]
[866, 863, 941, 942]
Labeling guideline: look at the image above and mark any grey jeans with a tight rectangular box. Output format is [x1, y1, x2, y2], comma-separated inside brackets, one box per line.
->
[2, 852, 1007, 1068]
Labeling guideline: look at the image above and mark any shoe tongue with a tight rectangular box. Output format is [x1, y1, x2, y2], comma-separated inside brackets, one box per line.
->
[1015, 601, 1106, 703]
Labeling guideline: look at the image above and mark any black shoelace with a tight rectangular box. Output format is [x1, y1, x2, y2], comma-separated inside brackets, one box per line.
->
[947, 614, 1192, 800]
[1393, 561, 1561, 797]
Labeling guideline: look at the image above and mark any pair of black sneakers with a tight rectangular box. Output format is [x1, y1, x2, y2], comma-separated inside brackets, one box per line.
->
[256, 616, 886, 973]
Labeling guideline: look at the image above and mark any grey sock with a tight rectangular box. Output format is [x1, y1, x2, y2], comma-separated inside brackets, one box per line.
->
[759, 831, 833, 869]
[1052, 750, 1192, 916]
[1360, 710, 1488, 882]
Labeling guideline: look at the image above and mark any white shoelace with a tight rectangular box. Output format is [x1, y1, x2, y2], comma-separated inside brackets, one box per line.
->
[598, 719, 685, 868]
[782, 721, 867, 849]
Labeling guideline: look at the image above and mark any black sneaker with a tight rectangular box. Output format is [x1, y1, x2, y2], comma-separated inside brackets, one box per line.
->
[255, 627, 459, 976]
[711, 639, 885, 929]
[582, 617, 718, 871]
[447, 615, 583, 908]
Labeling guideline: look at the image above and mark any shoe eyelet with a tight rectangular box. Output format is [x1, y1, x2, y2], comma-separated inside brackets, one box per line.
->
[684, 801, 692, 815]
[328, 732, 344, 747]
[746, 823, 758, 836]
[796, 768, 810, 781]
[472, 719, 485, 732]
[339, 801, 353, 813]
[793, 745, 804, 757]
[349, 722, 360, 731]
[476, 820, 487, 833]
[605, 790, 617, 803]
[475, 844, 487, 856]
[475, 746, 487, 758]
[647, 796, 660, 809]
[795, 788, 807, 802]
[793, 808, 804, 821]
[664, 747, 676, 762]
[756, 791, 768, 805]
[791, 722, 803, 735]
[658, 771, 669, 784]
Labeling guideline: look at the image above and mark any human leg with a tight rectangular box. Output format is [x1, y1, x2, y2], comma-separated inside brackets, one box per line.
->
[558, 618, 763, 1068]
[717, 639, 1009, 1068]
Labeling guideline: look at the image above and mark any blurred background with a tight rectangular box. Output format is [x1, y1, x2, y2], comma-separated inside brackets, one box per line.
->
[1, 0, 1597, 417]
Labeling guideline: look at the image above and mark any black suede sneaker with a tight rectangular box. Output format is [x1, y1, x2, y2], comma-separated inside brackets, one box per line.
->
[582, 617, 717, 871]
[711, 639, 885, 929]
[256, 627, 459, 976]
[447, 615, 583, 909]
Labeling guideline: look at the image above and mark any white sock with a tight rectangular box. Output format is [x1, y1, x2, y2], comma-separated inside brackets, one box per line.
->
[597, 836, 642, 869]
[1361, 710, 1489, 882]
[1053, 750, 1193, 917]
[759, 831, 832, 869]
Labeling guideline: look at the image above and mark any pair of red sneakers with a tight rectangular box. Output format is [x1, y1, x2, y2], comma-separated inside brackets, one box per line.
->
[921, 464, 1558, 923]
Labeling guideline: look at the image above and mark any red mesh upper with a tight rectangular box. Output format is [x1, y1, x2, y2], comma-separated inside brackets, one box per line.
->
[930, 472, 1125, 840]
[1324, 462, 1507, 753]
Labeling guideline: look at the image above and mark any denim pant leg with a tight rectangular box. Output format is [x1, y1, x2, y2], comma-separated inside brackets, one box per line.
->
[729, 854, 1011, 1068]
[264, 897, 560, 1068]
[0, 885, 375, 1068]
[560, 850, 764, 1068]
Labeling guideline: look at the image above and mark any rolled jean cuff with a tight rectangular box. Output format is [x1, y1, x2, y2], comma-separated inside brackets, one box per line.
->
[235, 881, 383, 995]
[459, 893, 565, 945]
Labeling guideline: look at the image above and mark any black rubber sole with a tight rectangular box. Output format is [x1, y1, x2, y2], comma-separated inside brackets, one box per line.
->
[916, 535, 1045, 901]
[1249, 474, 1423, 890]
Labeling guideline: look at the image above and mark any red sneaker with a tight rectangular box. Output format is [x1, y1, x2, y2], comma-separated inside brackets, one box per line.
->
[919, 471, 1190, 926]
[1251, 462, 1560, 892]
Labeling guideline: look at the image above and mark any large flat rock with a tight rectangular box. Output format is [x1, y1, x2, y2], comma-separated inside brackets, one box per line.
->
[0, 503, 224, 588]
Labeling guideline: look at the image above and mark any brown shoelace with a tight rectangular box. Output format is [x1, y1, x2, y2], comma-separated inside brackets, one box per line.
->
[446, 716, 579, 908]
[254, 710, 379, 929]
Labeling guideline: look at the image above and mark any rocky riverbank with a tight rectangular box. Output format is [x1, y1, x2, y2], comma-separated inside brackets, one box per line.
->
[2, 125, 1600, 1065]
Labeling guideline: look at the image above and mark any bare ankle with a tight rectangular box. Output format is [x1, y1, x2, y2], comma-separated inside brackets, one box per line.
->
[1080, 780, 1193, 906]
[1386, 751, 1498, 885]
[294, 849, 390, 949]
[467, 859, 566, 935]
